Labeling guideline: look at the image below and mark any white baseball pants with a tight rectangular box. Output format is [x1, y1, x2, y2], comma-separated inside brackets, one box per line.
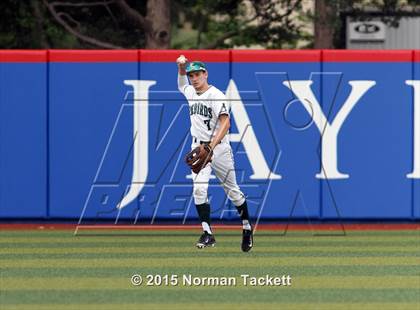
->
[191, 140, 245, 206]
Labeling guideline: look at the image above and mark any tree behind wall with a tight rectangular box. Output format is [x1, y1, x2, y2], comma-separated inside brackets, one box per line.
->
[314, 0, 335, 48]
[0, 0, 307, 49]
[42, 0, 171, 49]
[174, 0, 308, 49]
[0, 0, 171, 49]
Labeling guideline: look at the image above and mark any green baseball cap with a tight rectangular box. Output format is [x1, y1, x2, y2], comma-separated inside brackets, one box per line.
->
[186, 61, 206, 73]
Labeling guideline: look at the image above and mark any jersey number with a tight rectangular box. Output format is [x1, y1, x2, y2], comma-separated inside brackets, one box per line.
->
[204, 120, 211, 131]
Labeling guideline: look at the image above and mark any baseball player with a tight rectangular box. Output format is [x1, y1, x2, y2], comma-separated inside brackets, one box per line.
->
[176, 55, 253, 252]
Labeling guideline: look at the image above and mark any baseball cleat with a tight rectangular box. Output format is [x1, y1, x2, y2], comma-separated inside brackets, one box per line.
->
[241, 228, 253, 252]
[196, 232, 216, 249]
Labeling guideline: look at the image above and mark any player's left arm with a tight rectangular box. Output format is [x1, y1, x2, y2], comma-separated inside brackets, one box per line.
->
[209, 114, 230, 150]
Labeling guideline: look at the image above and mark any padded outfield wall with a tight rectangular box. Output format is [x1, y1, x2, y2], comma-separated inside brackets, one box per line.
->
[0, 49, 418, 221]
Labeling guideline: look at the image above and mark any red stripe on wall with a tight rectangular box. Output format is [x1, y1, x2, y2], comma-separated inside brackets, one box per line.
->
[232, 50, 322, 62]
[49, 50, 138, 62]
[140, 50, 229, 62]
[323, 50, 413, 62]
[0, 50, 418, 62]
[414, 50, 420, 62]
[0, 50, 47, 62]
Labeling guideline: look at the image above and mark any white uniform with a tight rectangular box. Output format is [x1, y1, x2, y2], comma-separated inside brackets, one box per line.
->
[178, 74, 245, 207]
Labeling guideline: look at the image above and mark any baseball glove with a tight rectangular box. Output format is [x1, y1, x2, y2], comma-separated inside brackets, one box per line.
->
[185, 144, 213, 174]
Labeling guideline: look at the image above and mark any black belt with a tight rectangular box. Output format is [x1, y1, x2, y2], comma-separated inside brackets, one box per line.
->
[193, 137, 210, 144]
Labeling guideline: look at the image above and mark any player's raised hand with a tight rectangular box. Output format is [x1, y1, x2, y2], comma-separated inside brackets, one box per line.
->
[177, 55, 188, 75]
[176, 54, 187, 66]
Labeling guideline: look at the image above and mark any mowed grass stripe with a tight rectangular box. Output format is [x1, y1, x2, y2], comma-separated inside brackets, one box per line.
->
[2, 242, 418, 251]
[1, 288, 418, 303]
[1, 276, 419, 290]
[1, 246, 418, 254]
[1, 251, 418, 260]
[1, 257, 418, 268]
[0, 302, 418, 310]
[1, 235, 419, 243]
[0, 240, 417, 249]
[3, 265, 419, 278]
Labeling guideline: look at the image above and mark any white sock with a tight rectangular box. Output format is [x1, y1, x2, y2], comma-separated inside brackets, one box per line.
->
[201, 222, 212, 234]
[242, 220, 252, 230]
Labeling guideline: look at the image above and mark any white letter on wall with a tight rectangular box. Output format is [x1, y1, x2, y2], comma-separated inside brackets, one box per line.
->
[226, 80, 281, 179]
[283, 80, 376, 179]
[117, 80, 156, 209]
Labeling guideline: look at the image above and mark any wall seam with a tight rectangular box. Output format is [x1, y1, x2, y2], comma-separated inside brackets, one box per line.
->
[411, 49, 415, 221]
[46, 50, 50, 219]
[320, 50, 324, 220]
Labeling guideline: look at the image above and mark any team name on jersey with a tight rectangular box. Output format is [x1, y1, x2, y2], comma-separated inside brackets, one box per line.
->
[190, 102, 213, 118]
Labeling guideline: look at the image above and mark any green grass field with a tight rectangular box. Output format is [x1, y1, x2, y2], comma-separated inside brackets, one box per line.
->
[0, 228, 419, 309]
